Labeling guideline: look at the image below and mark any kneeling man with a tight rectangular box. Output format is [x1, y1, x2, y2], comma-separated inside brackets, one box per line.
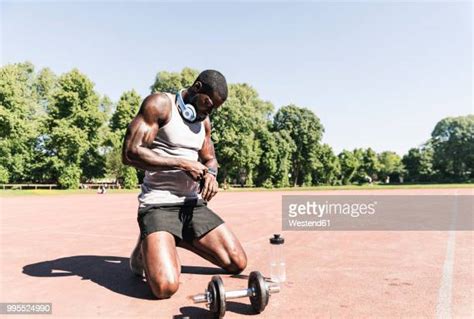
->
[123, 70, 247, 299]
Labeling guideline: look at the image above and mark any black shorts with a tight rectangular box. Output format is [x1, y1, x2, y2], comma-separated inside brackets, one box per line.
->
[137, 199, 224, 243]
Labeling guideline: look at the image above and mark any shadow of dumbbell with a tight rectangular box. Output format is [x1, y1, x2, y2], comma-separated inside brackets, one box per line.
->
[175, 301, 257, 318]
[226, 301, 259, 315]
[174, 306, 211, 319]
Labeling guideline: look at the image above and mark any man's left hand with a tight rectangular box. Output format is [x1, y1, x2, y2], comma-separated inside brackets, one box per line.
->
[200, 173, 218, 201]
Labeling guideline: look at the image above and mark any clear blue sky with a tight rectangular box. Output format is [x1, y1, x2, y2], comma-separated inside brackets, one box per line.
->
[1, 1, 472, 155]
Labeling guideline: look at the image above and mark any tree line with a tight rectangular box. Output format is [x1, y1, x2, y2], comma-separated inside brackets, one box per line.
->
[0, 62, 472, 188]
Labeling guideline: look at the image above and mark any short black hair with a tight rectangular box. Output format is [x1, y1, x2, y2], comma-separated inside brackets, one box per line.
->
[194, 70, 228, 101]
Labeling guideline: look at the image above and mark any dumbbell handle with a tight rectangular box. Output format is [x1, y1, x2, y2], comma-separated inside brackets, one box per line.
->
[192, 293, 209, 303]
[226, 288, 253, 299]
[227, 284, 281, 299]
[192, 290, 249, 304]
[192, 284, 280, 303]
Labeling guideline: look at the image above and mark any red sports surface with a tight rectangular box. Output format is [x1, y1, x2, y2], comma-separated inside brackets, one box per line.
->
[1, 189, 472, 318]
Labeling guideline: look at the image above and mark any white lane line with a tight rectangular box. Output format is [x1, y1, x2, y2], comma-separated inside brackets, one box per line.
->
[435, 194, 458, 319]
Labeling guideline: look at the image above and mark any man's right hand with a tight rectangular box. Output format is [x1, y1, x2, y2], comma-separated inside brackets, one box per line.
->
[181, 159, 208, 181]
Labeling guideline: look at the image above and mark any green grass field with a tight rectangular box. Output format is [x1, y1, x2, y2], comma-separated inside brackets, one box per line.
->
[0, 183, 472, 197]
[225, 183, 474, 192]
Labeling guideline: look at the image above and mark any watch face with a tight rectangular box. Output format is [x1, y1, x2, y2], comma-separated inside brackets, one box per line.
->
[208, 168, 217, 176]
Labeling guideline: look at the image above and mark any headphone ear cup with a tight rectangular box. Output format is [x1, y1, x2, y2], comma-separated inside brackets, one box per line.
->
[183, 104, 197, 122]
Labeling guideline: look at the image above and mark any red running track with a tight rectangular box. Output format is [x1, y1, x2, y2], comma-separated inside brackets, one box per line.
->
[0, 188, 472, 318]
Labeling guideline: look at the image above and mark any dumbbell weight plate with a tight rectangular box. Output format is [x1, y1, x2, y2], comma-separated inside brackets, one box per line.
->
[208, 275, 226, 318]
[248, 271, 269, 313]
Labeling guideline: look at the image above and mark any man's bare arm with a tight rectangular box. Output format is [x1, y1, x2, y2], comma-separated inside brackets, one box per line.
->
[199, 118, 218, 172]
[198, 118, 219, 200]
[122, 93, 207, 180]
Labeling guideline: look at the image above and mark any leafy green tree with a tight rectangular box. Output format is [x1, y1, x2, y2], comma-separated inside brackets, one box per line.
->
[150, 67, 199, 94]
[110, 90, 141, 132]
[402, 146, 435, 183]
[338, 150, 360, 185]
[105, 147, 122, 181]
[41, 119, 89, 187]
[122, 166, 139, 189]
[0, 62, 43, 182]
[378, 151, 405, 182]
[254, 127, 297, 188]
[311, 144, 341, 185]
[35, 67, 58, 110]
[39, 69, 105, 188]
[272, 130, 296, 187]
[351, 148, 381, 184]
[229, 83, 274, 119]
[107, 90, 142, 187]
[0, 166, 10, 183]
[211, 84, 274, 186]
[273, 105, 324, 186]
[361, 148, 381, 181]
[254, 125, 278, 187]
[58, 165, 82, 189]
[96, 95, 115, 166]
[0, 165, 9, 183]
[99, 95, 114, 122]
[430, 115, 474, 182]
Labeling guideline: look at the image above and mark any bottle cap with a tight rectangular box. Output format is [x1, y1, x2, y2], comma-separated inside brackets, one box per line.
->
[270, 234, 284, 245]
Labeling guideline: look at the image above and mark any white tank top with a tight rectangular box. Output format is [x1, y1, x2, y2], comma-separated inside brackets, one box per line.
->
[138, 93, 205, 206]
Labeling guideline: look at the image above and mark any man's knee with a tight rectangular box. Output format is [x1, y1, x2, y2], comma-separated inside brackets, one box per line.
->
[146, 266, 179, 299]
[224, 247, 247, 274]
[148, 276, 179, 299]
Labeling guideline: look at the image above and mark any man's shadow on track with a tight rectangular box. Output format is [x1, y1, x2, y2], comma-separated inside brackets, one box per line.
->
[22, 255, 228, 300]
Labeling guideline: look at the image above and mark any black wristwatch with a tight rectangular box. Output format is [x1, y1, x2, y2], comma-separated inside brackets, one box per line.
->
[208, 167, 218, 177]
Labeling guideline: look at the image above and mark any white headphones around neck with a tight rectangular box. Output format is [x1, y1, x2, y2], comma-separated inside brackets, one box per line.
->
[176, 89, 197, 122]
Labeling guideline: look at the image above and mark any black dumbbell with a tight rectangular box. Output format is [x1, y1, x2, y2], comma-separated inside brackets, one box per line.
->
[192, 271, 280, 318]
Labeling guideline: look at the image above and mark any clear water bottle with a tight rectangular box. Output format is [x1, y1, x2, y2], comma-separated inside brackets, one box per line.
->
[270, 234, 286, 283]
